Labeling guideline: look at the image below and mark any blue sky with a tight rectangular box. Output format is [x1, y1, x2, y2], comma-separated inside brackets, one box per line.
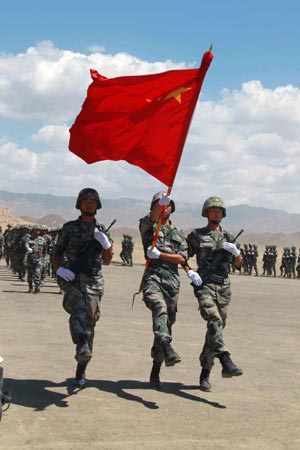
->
[2, 0, 299, 93]
[1, 0, 300, 212]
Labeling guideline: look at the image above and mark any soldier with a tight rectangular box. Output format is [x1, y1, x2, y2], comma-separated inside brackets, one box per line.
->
[187, 196, 243, 392]
[296, 249, 300, 279]
[24, 225, 46, 294]
[262, 245, 269, 276]
[242, 244, 249, 274]
[0, 227, 4, 261]
[53, 188, 113, 388]
[249, 244, 258, 276]
[269, 245, 277, 277]
[290, 247, 297, 279]
[139, 191, 196, 391]
[3, 224, 12, 266]
[281, 248, 290, 277]
[120, 234, 134, 266]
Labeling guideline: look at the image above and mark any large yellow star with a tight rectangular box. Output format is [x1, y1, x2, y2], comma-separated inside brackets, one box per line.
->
[164, 86, 192, 104]
[146, 86, 192, 104]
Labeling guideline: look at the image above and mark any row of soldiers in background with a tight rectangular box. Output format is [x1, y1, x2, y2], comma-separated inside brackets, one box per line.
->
[119, 234, 134, 266]
[0, 224, 60, 293]
[229, 243, 300, 278]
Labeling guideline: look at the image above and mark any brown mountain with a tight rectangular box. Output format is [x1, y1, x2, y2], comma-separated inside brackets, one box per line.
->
[0, 203, 34, 231]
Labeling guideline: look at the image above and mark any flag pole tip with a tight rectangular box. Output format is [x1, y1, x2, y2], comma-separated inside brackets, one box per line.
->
[208, 44, 213, 52]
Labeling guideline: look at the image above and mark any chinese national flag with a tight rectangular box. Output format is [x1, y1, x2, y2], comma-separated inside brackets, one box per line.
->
[69, 50, 213, 186]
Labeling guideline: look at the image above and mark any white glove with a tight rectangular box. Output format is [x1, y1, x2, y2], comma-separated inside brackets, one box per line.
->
[147, 246, 161, 259]
[222, 242, 240, 257]
[187, 270, 203, 286]
[27, 247, 33, 253]
[94, 230, 111, 250]
[159, 194, 171, 206]
[56, 267, 75, 282]
[0, 355, 3, 364]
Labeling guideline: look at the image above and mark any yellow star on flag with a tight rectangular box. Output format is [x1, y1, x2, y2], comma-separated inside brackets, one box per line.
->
[146, 86, 192, 104]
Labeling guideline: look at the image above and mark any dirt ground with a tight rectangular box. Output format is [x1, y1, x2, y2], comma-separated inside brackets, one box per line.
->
[0, 258, 299, 450]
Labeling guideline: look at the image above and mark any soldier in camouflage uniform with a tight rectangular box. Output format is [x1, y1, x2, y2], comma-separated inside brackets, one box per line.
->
[187, 197, 243, 392]
[296, 249, 300, 278]
[0, 228, 4, 261]
[53, 188, 113, 388]
[24, 225, 47, 294]
[139, 191, 199, 391]
[3, 224, 13, 266]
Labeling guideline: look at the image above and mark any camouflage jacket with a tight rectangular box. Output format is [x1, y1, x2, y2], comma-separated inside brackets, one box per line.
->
[187, 226, 234, 280]
[139, 214, 188, 275]
[53, 217, 111, 276]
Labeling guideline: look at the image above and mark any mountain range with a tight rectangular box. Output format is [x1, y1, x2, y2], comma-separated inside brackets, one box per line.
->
[0, 189, 300, 238]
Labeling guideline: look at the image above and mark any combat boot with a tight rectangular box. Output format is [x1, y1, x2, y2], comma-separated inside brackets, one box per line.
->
[162, 342, 181, 367]
[33, 285, 40, 294]
[149, 361, 162, 391]
[199, 368, 212, 392]
[75, 362, 88, 388]
[75, 341, 92, 363]
[28, 284, 33, 293]
[219, 352, 243, 378]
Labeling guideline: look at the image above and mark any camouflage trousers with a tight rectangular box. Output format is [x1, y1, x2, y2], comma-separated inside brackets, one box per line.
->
[194, 281, 231, 370]
[27, 258, 43, 288]
[59, 273, 104, 352]
[142, 268, 179, 363]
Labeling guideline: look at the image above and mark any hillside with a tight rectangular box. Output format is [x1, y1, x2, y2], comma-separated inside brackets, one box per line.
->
[0, 203, 34, 231]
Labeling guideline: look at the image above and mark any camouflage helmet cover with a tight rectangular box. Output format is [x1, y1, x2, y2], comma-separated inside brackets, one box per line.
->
[150, 191, 175, 213]
[76, 188, 102, 210]
[202, 196, 226, 218]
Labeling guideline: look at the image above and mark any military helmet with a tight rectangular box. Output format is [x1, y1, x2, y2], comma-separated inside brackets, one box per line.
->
[202, 196, 226, 218]
[150, 191, 175, 213]
[76, 188, 102, 210]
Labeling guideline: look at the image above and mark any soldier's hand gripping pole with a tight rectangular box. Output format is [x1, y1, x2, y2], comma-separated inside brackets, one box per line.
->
[132, 186, 172, 308]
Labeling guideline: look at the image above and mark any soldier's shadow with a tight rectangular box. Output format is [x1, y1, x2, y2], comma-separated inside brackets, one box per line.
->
[4, 378, 226, 411]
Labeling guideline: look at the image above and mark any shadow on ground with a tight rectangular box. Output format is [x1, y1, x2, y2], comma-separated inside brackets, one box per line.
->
[4, 378, 226, 412]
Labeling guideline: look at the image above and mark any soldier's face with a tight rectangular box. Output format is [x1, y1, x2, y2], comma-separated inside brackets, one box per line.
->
[80, 199, 97, 216]
[207, 208, 223, 224]
[163, 204, 172, 220]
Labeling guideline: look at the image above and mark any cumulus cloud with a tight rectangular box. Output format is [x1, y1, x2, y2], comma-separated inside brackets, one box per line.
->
[0, 42, 300, 213]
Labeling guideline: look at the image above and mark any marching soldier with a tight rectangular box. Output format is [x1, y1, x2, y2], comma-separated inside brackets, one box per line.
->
[187, 196, 243, 392]
[53, 188, 113, 388]
[139, 191, 194, 390]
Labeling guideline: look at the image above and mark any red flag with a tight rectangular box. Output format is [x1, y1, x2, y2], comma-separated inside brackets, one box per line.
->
[69, 50, 213, 186]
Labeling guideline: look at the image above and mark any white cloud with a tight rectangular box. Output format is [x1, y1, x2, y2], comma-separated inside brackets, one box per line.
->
[0, 42, 300, 213]
[0, 41, 187, 122]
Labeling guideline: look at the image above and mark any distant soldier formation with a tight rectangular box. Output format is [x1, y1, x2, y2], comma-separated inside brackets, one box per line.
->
[228, 243, 300, 278]
[1, 223, 60, 294]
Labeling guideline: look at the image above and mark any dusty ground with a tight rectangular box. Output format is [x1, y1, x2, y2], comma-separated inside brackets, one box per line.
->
[0, 258, 299, 450]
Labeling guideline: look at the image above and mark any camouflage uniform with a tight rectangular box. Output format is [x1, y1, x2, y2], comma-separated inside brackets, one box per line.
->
[139, 214, 188, 363]
[25, 234, 46, 293]
[187, 226, 235, 370]
[53, 218, 110, 358]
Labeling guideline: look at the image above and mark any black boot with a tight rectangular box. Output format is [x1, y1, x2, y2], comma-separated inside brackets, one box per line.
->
[149, 361, 162, 391]
[199, 368, 212, 392]
[75, 362, 88, 388]
[162, 342, 181, 367]
[219, 352, 243, 378]
[75, 341, 92, 363]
